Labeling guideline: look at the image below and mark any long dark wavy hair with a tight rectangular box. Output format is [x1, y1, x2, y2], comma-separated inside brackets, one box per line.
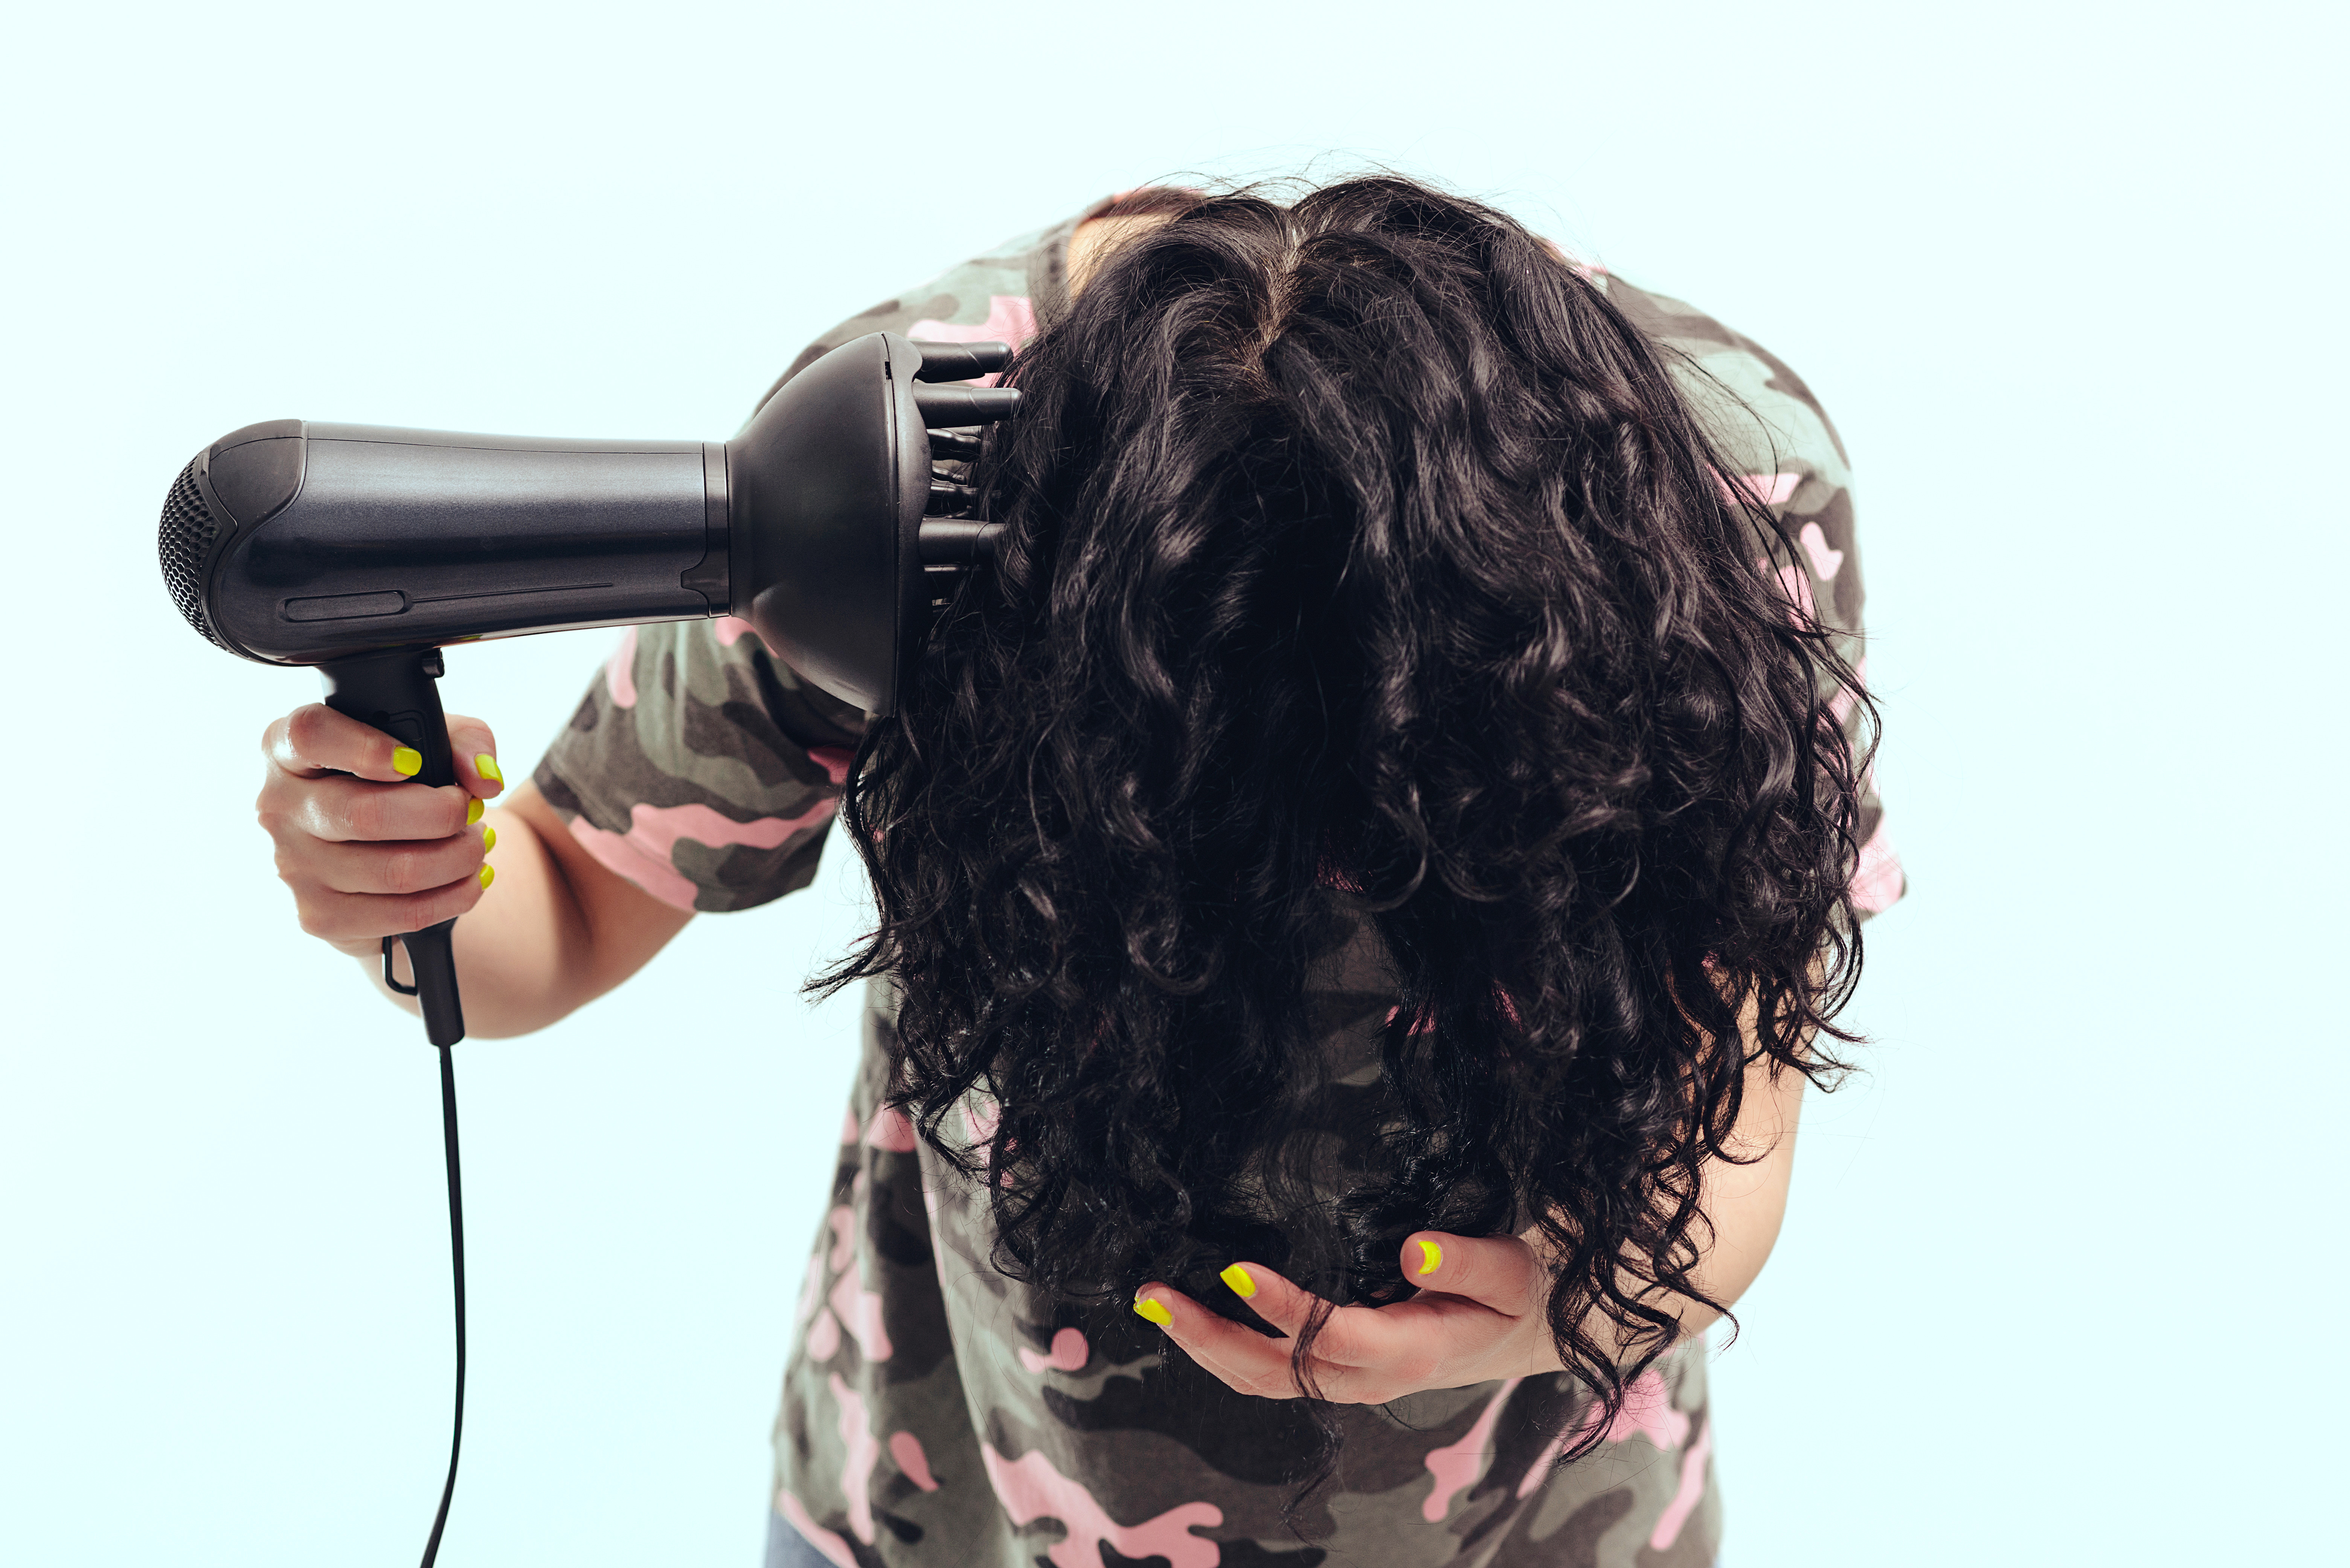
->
[810, 175, 1870, 1475]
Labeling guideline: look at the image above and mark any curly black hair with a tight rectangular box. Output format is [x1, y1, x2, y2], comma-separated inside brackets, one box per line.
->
[808, 175, 1871, 1480]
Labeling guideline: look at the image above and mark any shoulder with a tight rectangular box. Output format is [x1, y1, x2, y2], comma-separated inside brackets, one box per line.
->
[754, 201, 1115, 404]
[532, 617, 865, 913]
[1600, 271, 1853, 509]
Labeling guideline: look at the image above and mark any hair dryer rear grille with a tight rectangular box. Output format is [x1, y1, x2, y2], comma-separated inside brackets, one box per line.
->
[160, 460, 226, 649]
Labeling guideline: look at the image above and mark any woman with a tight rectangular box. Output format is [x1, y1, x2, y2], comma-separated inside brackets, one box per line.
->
[256, 177, 1902, 1568]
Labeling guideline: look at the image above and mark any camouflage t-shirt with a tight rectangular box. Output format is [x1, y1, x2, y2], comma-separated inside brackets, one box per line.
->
[533, 195, 1905, 1568]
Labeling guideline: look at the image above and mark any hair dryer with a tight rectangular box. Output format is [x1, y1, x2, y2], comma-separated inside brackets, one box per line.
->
[157, 332, 1017, 1046]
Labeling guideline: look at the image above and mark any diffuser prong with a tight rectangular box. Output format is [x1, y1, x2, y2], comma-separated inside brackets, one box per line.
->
[909, 341, 1013, 382]
[913, 385, 1021, 427]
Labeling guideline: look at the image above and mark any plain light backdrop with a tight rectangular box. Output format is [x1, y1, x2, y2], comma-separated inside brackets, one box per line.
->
[2, 2, 2340, 1564]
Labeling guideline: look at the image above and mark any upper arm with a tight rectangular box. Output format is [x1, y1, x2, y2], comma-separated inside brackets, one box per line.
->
[504, 780, 694, 1004]
[1682, 1048, 1807, 1332]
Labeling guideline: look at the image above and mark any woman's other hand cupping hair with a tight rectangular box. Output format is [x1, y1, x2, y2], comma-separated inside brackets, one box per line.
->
[1137, 1232, 1569, 1403]
[1136, 1034, 1808, 1404]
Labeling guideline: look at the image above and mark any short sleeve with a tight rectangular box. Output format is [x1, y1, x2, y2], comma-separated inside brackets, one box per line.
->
[1604, 273, 1908, 921]
[531, 210, 1102, 913]
[532, 619, 869, 913]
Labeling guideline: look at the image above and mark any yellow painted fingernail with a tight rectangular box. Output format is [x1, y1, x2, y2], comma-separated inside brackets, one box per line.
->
[1133, 1294, 1172, 1327]
[1417, 1239, 1443, 1276]
[1219, 1264, 1256, 1299]
[466, 797, 484, 826]
[475, 753, 503, 784]
[392, 747, 422, 777]
[477, 864, 495, 889]
[481, 826, 497, 852]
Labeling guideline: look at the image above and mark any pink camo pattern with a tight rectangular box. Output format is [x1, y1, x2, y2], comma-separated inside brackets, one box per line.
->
[1717, 471, 1801, 507]
[1649, 1419, 1713, 1551]
[889, 1429, 940, 1492]
[829, 1373, 882, 1544]
[1798, 520, 1845, 581]
[979, 1443, 1223, 1568]
[604, 626, 638, 708]
[830, 1261, 894, 1363]
[1516, 1367, 1691, 1499]
[1422, 1375, 1525, 1521]
[1017, 1327, 1090, 1375]
[564, 797, 839, 912]
[864, 1105, 919, 1152]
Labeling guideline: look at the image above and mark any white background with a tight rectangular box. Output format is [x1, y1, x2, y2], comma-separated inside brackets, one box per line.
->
[2, 2, 2341, 1563]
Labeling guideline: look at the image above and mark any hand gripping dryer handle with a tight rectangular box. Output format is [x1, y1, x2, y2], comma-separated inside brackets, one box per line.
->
[320, 646, 467, 1046]
[157, 333, 1021, 1054]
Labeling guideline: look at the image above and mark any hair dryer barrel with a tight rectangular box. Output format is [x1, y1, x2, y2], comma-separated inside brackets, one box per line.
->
[159, 332, 1019, 710]
[164, 421, 728, 665]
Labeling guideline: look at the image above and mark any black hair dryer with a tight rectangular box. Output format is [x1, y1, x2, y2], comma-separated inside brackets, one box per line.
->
[157, 334, 1016, 1046]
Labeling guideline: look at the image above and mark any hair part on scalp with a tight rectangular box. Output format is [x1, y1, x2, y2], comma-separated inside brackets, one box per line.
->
[808, 174, 1873, 1513]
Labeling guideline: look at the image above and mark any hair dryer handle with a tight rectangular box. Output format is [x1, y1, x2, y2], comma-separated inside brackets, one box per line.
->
[319, 646, 466, 1047]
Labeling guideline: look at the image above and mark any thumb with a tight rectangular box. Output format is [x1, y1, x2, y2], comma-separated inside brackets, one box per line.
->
[444, 713, 505, 802]
[1401, 1231, 1543, 1317]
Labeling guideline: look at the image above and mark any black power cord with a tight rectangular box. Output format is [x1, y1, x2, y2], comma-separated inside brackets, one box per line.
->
[421, 1041, 467, 1568]
[386, 937, 467, 1568]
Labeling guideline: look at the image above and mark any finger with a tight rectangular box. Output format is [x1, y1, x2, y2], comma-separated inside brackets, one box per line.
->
[1134, 1286, 1307, 1400]
[1207, 1263, 1435, 1375]
[1399, 1232, 1544, 1318]
[299, 822, 491, 897]
[261, 771, 477, 845]
[1137, 1285, 1425, 1404]
[443, 713, 505, 801]
[266, 703, 432, 783]
[284, 866, 491, 943]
